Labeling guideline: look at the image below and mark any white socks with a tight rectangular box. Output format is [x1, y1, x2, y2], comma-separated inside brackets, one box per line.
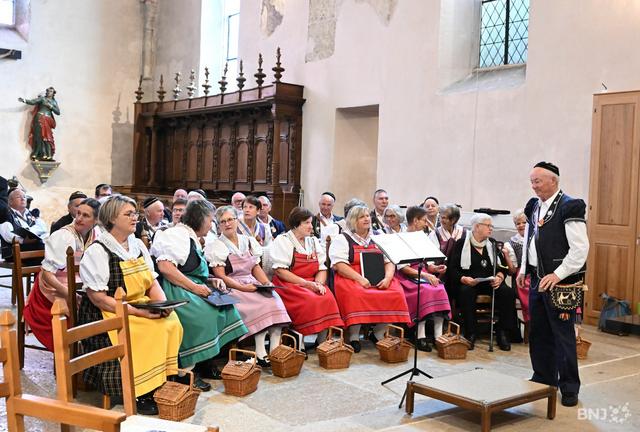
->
[268, 326, 283, 352]
[373, 324, 387, 341]
[254, 330, 268, 359]
[348, 325, 362, 342]
[433, 316, 444, 339]
[417, 321, 426, 339]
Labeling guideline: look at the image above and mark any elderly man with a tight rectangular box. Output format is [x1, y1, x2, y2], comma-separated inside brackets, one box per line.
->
[170, 198, 187, 226]
[449, 213, 516, 351]
[135, 196, 168, 240]
[517, 162, 588, 407]
[163, 188, 188, 223]
[0, 188, 47, 261]
[94, 183, 112, 199]
[50, 191, 87, 234]
[370, 189, 389, 232]
[257, 196, 286, 238]
[231, 192, 246, 217]
[312, 192, 343, 238]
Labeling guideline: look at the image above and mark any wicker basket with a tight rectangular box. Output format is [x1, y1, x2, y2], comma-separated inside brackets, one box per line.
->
[269, 333, 306, 378]
[435, 322, 471, 360]
[576, 327, 592, 360]
[376, 324, 413, 363]
[221, 349, 262, 396]
[153, 370, 201, 421]
[317, 326, 354, 369]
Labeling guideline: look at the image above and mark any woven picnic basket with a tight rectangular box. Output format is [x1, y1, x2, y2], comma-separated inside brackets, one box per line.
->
[376, 324, 413, 363]
[221, 349, 262, 396]
[576, 327, 592, 359]
[317, 326, 354, 369]
[269, 333, 306, 378]
[153, 370, 201, 421]
[435, 322, 471, 360]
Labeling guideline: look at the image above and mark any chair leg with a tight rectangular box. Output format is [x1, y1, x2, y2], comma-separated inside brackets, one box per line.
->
[103, 393, 111, 409]
[11, 270, 16, 305]
[17, 320, 25, 370]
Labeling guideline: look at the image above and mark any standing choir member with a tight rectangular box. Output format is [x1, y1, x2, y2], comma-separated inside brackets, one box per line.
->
[151, 200, 247, 390]
[329, 205, 410, 353]
[395, 206, 450, 352]
[207, 206, 291, 366]
[270, 207, 344, 342]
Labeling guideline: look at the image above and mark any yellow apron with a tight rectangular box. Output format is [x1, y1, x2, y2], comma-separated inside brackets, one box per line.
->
[102, 257, 183, 397]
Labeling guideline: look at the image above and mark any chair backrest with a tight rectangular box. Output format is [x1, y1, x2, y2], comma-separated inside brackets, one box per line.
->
[0, 310, 22, 400]
[64, 246, 81, 328]
[12, 240, 45, 308]
[140, 229, 151, 249]
[51, 287, 137, 415]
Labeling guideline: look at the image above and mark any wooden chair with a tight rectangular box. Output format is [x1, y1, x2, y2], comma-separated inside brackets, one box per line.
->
[12, 240, 46, 369]
[0, 310, 126, 432]
[51, 287, 136, 416]
[0, 259, 14, 303]
[65, 246, 83, 396]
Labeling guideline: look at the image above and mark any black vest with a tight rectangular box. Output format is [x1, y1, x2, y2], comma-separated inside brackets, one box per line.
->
[524, 191, 586, 283]
[0, 209, 42, 260]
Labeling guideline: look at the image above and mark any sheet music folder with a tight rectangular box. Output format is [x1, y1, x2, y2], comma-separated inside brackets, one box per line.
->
[371, 231, 445, 265]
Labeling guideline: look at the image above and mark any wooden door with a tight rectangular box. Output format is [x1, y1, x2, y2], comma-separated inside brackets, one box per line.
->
[585, 91, 640, 324]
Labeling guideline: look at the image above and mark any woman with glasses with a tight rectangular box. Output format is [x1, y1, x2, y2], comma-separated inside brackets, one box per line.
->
[449, 213, 516, 351]
[150, 200, 247, 391]
[382, 205, 407, 234]
[79, 196, 183, 415]
[206, 206, 290, 366]
[24, 198, 101, 352]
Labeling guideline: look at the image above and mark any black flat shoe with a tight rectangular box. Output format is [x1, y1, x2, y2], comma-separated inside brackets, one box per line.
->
[497, 331, 511, 351]
[368, 333, 379, 345]
[257, 356, 271, 367]
[349, 340, 361, 353]
[466, 334, 476, 351]
[416, 338, 432, 352]
[194, 375, 212, 392]
[136, 396, 158, 415]
[561, 393, 579, 407]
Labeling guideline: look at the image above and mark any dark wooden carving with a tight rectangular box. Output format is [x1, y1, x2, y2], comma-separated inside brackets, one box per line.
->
[125, 82, 305, 222]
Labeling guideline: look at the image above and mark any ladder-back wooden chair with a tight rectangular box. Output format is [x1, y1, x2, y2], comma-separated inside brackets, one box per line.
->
[51, 287, 136, 416]
[65, 246, 83, 396]
[12, 240, 46, 369]
[0, 310, 126, 432]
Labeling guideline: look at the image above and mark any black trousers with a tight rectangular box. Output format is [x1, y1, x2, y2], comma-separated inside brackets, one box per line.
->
[457, 281, 516, 337]
[528, 271, 580, 395]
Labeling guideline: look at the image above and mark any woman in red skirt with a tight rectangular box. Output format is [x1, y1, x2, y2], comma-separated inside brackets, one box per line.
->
[23, 198, 101, 351]
[271, 207, 344, 343]
[329, 205, 410, 352]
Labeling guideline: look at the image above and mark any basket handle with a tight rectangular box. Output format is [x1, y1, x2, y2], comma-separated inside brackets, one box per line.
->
[447, 321, 461, 336]
[280, 333, 298, 350]
[229, 348, 257, 367]
[384, 324, 404, 339]
[167, 368, 195, 387]
[327, 326, 344, 342]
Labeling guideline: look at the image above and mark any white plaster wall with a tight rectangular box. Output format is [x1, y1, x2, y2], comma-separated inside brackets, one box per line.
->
[233, 0, 640, 215]
[0, 0, 143, 225]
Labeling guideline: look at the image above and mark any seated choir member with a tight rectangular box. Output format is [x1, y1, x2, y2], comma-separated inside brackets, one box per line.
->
[383, 204, 407, 233]
[311, 192, 343, 238]
[24, 198, 101, 352]
[169, 198, 187, 226]
[395, 206, 450, 351]
[0, 188, 47, 262]
[50, 190, 87, 234]
[449, 213, 516, 351]
[335, 198, 366, 232]
[258, 195, 286, 238]
[422, 196, 440, 234]
[79, 195, 183, 415]
[94, 183, 112, 199]
[428, 203, 465, 308]
[503, 209, 530, 325]
[270, 207, 344, 343]
[135, 196, 168, 241]
[238, 195, 273, 246]
[207, 206, 291, 366]
[329, 205, 410, 353]
[151, 200, 247, 391]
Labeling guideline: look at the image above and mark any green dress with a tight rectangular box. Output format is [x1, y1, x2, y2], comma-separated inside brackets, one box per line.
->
[161, 239, 247, 367]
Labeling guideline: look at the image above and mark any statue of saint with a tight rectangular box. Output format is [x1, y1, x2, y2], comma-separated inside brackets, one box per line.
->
[19, 87, 60, 161]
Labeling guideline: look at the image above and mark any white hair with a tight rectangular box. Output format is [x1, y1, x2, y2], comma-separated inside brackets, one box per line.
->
[470, 213, 492, 228]
[383, 204, 405, 223]
[512, 208, 525, 224]
[258, 195, 271, 206]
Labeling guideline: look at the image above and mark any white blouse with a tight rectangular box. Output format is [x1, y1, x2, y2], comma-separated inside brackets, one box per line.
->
[204, 234, 263, 268]
[270, 231, 327, 271]
[41, 226, 100, 273]
[80, 232, 157, 292]
[150, 224, 200, 267]
[329, 231, 390, 267]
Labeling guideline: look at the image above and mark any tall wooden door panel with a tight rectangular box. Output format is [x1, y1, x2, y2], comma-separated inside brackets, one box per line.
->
[585, 93, 640, 323]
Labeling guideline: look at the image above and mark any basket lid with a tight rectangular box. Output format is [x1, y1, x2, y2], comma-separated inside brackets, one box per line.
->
[376, 336, 402, 350]
[221, 359, 258, 379]
[153, 381, 197, 404]
[436, 334, 471, 348]
[317, 339, 354, 355]
[269, 344, 297, 361]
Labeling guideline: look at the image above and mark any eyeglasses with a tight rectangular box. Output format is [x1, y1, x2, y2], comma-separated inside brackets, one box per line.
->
[122, 211, 139, 219]
[478, 223, 494, 229]
[219, 217, 237, 225]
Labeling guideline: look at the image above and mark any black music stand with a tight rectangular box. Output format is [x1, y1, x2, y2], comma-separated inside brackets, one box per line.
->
[371, 231, 446, 408]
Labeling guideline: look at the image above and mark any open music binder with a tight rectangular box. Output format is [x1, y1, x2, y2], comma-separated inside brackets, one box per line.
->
[371, 231, 445, 265]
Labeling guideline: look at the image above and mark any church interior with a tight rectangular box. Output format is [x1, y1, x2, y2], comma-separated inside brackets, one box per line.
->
[0, 0, 639, 431]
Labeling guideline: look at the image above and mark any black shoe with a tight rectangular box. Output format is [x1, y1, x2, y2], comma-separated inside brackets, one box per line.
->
[561, 393, 579, 407]
[136, 396, 159, 415]
[193, 375, 212, 392]
[416, 338, 432, 352]
[349, 340, 361, 353]
[466, 334, 476, 351]
[497, 331, 511, 351]
[257, 356, 271, 367]
[368, 332, 379, 345]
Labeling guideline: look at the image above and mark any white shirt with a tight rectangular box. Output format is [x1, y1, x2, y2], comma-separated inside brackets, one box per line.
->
[329, 230, 390, 267]
[150, 224, 200, 267]
[270, 231, 327, 271]
[204, 234, 263, 268]
[237, 217, 273, 247]
[519, 190, 589, 281]
[41, 226, 101, 273]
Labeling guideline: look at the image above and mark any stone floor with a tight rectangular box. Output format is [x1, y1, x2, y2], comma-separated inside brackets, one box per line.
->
[0, 280, 638, 431]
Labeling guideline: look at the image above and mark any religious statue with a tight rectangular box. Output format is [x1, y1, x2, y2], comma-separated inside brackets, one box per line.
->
[18, 87, 60, 161]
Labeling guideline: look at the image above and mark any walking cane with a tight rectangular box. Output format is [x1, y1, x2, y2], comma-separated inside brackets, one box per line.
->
[489, 240, 497, 352]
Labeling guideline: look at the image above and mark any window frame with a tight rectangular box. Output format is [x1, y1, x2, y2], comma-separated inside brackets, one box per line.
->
[478, 0, 529, 69]
[0, 0, 16, 28]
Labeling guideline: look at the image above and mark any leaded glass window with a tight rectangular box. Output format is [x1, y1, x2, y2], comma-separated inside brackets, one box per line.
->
[0, 0, 15, 26]
[479, 0, 529, 68]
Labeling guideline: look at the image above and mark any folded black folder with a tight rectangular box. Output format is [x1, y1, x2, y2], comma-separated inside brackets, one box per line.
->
[360, 252, 385, 286]
[14, 226, 43, 241]
[134, 299, 189, 311]
[204, 291, 239, 307]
